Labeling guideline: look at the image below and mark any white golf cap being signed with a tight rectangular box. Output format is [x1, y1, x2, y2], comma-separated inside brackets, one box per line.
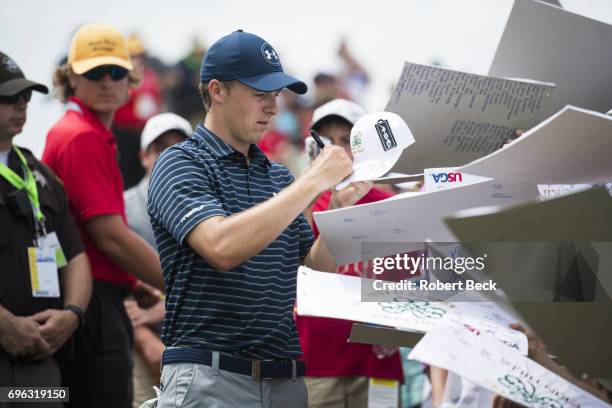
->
[336, 111, 415, 190]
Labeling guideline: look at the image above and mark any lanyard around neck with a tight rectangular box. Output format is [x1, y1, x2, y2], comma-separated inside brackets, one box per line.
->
[0, 146, 44, 221]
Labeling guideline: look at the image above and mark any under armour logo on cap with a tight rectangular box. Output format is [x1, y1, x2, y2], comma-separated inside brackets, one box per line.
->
[261, 43, 280, 66]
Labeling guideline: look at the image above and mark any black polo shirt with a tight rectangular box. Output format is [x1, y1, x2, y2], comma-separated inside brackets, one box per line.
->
[0, 147, 84, 316]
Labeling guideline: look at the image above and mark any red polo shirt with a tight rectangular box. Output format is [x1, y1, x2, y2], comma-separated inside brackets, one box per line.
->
[297, 187, 404, 380]
[42, 97, 136, 286]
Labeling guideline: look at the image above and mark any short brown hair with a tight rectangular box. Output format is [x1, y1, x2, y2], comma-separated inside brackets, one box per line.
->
[198, 80, 234, 113]
[52, 63, 140, 103]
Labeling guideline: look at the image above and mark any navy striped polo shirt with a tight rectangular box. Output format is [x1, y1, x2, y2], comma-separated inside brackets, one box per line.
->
[148, 124, 314, 359]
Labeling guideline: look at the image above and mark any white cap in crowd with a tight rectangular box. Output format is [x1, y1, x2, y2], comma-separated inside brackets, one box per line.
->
[310, 98, 366, 130]
[141, 112, 193, 151]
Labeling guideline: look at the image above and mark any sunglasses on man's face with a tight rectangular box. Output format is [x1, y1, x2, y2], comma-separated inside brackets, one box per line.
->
[0, 89, 32, 105]
[82, 65, 129, 81]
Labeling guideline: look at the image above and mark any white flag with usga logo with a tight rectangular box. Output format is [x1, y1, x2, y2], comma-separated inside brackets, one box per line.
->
[336, 111, 415, 190]
[424, 167, 490, 192]
[424, 167, 539, 202]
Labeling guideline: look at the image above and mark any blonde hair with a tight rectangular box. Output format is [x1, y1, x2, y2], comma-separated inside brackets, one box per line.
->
[52, 63, 140, 103]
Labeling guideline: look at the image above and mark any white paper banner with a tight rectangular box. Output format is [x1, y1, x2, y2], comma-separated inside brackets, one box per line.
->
[296, 267, 527, 354]
[409, 325, 611, 408]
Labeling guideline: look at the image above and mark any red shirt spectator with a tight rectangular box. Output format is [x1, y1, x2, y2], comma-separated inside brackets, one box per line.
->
[113, 66, 162, 132]
[297, 187, 404, 380]
[43, 96, 135, 286]
[257, 129, 288, 159]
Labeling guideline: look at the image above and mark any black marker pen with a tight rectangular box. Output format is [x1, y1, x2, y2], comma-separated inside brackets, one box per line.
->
[309, 130, 326, 149]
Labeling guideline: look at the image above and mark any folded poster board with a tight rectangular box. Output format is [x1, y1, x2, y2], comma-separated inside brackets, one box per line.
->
[445, 187, 612, 242]
[386, 61, 555, 174]
[314, 179, 537, 265]
[489, 0, 612, 117]
[460, 106, 612, 184]
[512, 303, 612, 377]
[444, 188, 612, 376]
[444, 188, 612, 303]
[349, 323, 423, 348]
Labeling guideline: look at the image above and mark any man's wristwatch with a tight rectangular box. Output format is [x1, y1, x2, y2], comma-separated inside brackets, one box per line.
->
[64, 304, 86, 328]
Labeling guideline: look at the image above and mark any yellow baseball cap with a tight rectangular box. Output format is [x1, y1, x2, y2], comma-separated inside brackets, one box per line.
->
[68, 23, 133, 75]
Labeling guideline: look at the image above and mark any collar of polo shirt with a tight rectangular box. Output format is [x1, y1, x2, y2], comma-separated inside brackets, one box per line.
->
[194, 124, 271, 166]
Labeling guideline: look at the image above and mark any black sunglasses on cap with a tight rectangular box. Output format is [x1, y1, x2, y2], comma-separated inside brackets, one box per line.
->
[82, 65, 129, 81]
[0, 89, 32, 105]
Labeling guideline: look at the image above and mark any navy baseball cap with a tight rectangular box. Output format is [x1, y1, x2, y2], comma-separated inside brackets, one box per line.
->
[200, 30, 307, 95]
